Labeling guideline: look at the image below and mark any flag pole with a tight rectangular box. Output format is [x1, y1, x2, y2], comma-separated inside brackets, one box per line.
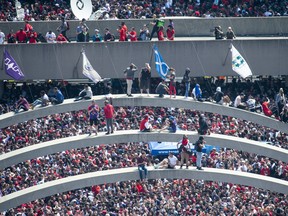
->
[222, 43, 232, 66]
[148, 44, 155, 67]
[72, 45, 85, 79]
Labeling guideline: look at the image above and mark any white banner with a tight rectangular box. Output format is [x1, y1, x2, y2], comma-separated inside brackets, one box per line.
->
[231, 45, 252, 78]
[82, 52, 101, 84]
[71, 0, 92, 20]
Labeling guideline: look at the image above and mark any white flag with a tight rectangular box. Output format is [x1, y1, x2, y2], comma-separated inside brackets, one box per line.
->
[82, 52, 101, 83]
[71, 0, 92, 20]
[231, 45, 252, 78]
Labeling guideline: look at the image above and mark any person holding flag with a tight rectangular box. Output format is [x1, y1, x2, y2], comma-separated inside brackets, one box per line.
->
[153, 45, 169, 80]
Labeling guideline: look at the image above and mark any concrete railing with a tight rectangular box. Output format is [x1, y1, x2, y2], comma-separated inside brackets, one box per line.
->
[0, 167, 287, 212]
[0, 94, 287, 133]
[1, 130, 288, 169]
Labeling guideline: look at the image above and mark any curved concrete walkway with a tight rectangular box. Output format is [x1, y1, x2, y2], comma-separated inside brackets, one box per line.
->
[0, 94, 287, 133]
[1, 130, 287, 169]
[0, 167, 287, 212]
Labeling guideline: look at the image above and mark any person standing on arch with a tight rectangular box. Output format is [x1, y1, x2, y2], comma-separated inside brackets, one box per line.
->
[124, 63, 138, 97]
[104, 100, 115, 135]
[195, 136, 205, 170]
[177, 135, 191, 169]
[139, 63, 151, 96]
[182, 68, 191, 99]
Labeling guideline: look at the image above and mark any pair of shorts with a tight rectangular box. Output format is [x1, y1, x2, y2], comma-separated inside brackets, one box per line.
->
[89, 118, 99, 126]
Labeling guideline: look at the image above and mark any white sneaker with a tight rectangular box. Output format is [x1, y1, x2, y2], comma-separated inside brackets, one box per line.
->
[154, 164, 159, 169]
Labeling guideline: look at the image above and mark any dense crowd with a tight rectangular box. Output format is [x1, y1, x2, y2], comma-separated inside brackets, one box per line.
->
[0, 0, 288, 22]
[2, 179, 287, 215]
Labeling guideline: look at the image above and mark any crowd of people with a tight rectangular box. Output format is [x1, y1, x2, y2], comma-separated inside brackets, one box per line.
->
[0, 0, 288, 22]
[0, 76, 288, 214]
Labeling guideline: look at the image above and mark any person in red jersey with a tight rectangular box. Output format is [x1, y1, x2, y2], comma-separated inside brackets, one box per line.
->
[104, 100, 115, 135]
[117, 25, 126, 42]
[262, 97, 273, 117]
[166, 25, 175, 40]
[24, 20, 33, 33]
[157, 26, 165, 41]
[129, 27, 137, 41]
[27, 30, 37, 43]
[140, 114, 152, 132]
[56, 34, 68, 43]
[16, 28, 27, 43]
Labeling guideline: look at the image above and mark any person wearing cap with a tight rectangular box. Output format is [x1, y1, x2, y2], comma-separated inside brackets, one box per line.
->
[168, 68, 176, 98]
[139, 63, 151, 96]
[159, 116, 177, 133]
[155, 79, 169, 98]
[87, 100, 99, 136]
[140, 114, 152, 132]
[182, 68, 191, 99]
[195, 136, 205, 170]
[103, 100, 115, 135]
[92, 29, 102, 42]
[234, 93, 247, 109]
[124, 63, 138, 97]
[177, 135, 191, 169]
[56, 33, 68, 43]
[226, 27, 236, 40]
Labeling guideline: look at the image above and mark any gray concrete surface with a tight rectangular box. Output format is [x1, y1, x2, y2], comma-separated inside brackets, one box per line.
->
[0, 94, 287, 133]
[0, 38, 288, 79]
[0, 167, 287, 212]
[1, 130, 287, 169]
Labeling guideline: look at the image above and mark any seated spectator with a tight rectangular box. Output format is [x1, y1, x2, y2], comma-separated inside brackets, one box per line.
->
[246, 95, 262, 112]
[234, 93, 247, 109]
[280, 105, 288, 123]
[140, 114, 153, 132]
[155, 80, 169, 98]
[31, 90, 49, 109]
[6, 29, 16, 43]
[15, 95, 29, 113]
[159, 116, 177, 133]
[214, 86, 224, 104]
[92, 29, 102, 42]
[49, 87, 64, 105]
[74, 84, 93, 101]
[137, 151, 148, 181]
[56, 34, 68, 43]
[45, 30, 56, 43]
[16, 28, 27, 43]
[192, 83, 202, 101]
[155, 152, 178, 169]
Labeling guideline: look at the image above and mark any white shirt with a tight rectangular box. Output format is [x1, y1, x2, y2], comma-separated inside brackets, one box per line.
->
[234, 95, 242, 107]
[0, 32, 5, 44]
[168, 155, 178, 166]
[45, 32, 56, 43]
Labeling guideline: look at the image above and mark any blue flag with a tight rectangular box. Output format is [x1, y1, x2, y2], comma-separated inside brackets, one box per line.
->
[3, 50, 25, 80]
[153, 45, 169, 79]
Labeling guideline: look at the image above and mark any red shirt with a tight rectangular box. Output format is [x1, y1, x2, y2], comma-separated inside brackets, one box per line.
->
[118, 27, 126, 41]
[57, 34, 67, 43]
[16, 30, 27, 43]
[140, 118, 148, 131]
[104, 104, 114, 119]
[24, 23, 33, 32]
[158, 30, 165, 41]
[28, 31, 37, 43]
[129, 30, 137, 41]
[166, 29, 175, 40]
[262, 101, 272, 117]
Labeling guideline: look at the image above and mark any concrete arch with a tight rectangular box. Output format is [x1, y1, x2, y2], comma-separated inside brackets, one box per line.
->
[0, 167, 287, 212]
[0, 94, 287, 133]
[1, 130, 287, 169]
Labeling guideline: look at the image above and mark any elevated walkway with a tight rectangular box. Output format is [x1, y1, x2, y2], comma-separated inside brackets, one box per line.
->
[0, 167, 287, 212]
[1, 130, 287, 169]
[0, 94, 287, 133]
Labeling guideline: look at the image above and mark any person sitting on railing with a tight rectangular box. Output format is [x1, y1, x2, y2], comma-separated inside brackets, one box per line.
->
[140, 114, 153, 132]
[31, 90, 49, 109]
[14, 95, 30, 113]
[234, 93, 247, 109]
[74, 84, 93, 101]
[158, 116, 177, 133]
[214, 87, 224, 105]
[246, 95, 262, 113]
[49, 87, 64, 105]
